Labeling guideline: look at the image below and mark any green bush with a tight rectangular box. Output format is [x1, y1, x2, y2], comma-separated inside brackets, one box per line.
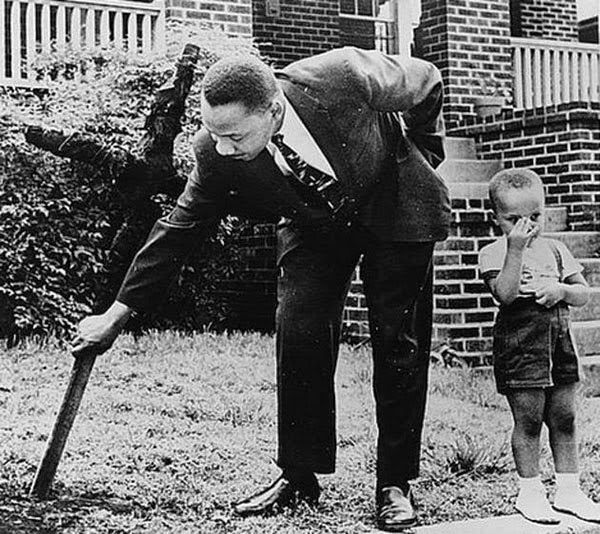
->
[0, 22, 261, 343]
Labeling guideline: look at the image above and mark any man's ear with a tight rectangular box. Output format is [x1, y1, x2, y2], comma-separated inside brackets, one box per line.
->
[490, 212, 499, 226]
[271, 97, 284, 121]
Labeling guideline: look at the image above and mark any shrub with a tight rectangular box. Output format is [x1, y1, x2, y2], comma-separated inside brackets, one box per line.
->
[0, 22, 261, 343]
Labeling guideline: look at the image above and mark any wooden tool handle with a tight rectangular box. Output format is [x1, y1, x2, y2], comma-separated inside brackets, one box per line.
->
[29, 353, 97, 499]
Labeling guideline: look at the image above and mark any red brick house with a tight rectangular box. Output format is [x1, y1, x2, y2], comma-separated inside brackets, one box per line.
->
[2, 0, 599, 362]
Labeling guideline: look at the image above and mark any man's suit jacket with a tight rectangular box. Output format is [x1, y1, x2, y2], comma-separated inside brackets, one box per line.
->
[117, 47, 451, 313]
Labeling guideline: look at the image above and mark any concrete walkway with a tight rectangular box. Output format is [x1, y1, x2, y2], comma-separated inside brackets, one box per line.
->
[411, 512, 600, 534]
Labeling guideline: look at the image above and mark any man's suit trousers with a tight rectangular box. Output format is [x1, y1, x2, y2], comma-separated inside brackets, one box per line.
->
[275, 223, 434, 486]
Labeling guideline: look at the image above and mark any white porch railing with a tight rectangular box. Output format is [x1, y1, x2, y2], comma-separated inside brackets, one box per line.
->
[512, 37, 600, 109]
[0, 0, 166, 88]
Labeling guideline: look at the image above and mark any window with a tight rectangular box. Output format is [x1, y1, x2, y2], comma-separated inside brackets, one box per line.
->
[340, 0, 399, 54]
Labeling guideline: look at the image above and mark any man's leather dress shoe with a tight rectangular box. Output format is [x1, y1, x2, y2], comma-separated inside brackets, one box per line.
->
[376, 486, 417, 531]
[233, 473, 320, 516]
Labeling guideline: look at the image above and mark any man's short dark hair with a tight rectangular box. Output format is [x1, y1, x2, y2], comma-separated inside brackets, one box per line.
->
[201, 54, 277, 112]
[489, 168, 544, 211]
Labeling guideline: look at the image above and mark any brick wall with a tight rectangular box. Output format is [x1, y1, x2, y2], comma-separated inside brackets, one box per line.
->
[164, 0, 253, 37]
[424, 103, 600, 361]
[339, 17, 376, 50]
[252, 0, 340, 66]
[433, 201, 496, 362]
[517, 0, 579, 41]
[414, 0, 513, 129]
[218, 222, 277, 332]
[343, 199, 499, 360]
[450, 103, 600, 230]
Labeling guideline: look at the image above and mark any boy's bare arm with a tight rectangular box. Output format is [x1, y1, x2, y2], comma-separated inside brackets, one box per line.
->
[491, 219, 535, 305]
[491, 247, 524, 305]
[534, 272, 590, 308]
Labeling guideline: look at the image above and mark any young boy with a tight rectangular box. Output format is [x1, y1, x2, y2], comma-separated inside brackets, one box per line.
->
[479, 168, 598, 525]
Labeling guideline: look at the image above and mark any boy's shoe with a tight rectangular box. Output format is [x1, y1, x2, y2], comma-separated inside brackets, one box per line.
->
[516, 487, 561, 525]
[554, 490, 600, 523]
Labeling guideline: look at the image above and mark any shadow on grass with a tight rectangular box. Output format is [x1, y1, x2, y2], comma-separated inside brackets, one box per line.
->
[0, 489, 136, 534]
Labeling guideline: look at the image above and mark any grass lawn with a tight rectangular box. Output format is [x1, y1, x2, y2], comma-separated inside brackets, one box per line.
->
[2, 331, 600, 533]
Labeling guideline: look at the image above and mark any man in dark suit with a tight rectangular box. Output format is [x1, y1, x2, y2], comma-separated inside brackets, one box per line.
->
[72, 47, 450, 531]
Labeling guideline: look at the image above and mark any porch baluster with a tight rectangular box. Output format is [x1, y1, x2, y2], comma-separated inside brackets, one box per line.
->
[56, 3, 67, 51]
[70, 7, 82, 50]
[26, 2, 36, 80]
[127, 12, 137, 53]
[85, 7, 96, 49]
[542, 48, 551, 107]
[10, 0, 20, 81]
[100, 8, 110, 48]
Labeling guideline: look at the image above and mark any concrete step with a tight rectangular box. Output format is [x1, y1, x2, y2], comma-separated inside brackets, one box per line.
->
[432, 293, 599, 323]
[545, 232, 600, 259]
[573, 319, 600, 357]
[571, 288, 600, 322]
[582, 259, 600, 286]
[545, 206, 568, 232]
[412, 511, 600, 534]
[433, 317, 599, 357]
[447, 181, 489, 199]
[437, 158, 503, 183]
[470, 358, 600, 398]
[444, 136, 478, 159]
[581, 355, 600, 396]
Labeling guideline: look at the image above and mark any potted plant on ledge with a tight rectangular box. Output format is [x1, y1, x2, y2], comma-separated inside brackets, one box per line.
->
[473, 74, 509, 118]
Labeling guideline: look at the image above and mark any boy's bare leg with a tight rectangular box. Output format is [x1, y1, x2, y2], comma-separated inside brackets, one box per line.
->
[545, 383, 578, 473]
[546, 384, 600, 522]
[507, 388, 560, 524]
[508, 389, 545, 477]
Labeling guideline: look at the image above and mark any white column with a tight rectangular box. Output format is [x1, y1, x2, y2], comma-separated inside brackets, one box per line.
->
[25, 1, 37, 83]
[513, 47, 524, 108]
[141, 13, 151, 54]
[99, 8, 110, 48]
[128, 12, 138, 53]
[154, 0, 166, 55]
[396, 0, 418, 56]
[0, 0, 5, 83]
[56, 3, 67, 51]
[10, 0, 21, 81]
[85, 8, 96, 49]
[70, 7, 82, 51]
[114, 11, 124, 50]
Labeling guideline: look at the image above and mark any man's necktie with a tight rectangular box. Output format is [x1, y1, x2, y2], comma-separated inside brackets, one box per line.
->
[272, 133, 350, 216]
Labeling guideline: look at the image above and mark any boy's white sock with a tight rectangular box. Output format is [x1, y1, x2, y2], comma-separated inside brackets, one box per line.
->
[516, 476, 561, 524]
[554, 472, 600, 522]
[555, 472, 579, 492]
[519, 475, 544, 494]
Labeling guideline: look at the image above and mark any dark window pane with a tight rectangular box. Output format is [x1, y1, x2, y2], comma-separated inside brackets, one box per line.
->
[340, 0, 355, 15]
[358, 0, 373, 16]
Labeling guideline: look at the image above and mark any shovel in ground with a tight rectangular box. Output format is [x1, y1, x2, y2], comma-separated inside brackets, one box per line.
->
[29, 351, 97, 499]
[27, 43, 200, 499]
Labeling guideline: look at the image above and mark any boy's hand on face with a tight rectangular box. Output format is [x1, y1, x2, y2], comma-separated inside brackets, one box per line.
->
[533, 280, 565, 308]
[507, 218, 538, 251]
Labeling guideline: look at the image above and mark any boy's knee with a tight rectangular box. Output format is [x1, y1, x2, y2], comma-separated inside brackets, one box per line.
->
[513, 410, 544, 438]
[548, 411, 576, 435]
[514, 414, 544, 437]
